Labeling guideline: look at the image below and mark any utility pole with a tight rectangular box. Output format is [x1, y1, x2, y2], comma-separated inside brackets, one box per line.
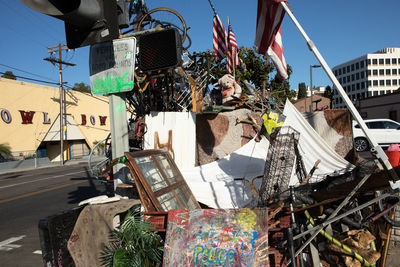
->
[44, 44, 75, 165]
[310, 64, 321, 112]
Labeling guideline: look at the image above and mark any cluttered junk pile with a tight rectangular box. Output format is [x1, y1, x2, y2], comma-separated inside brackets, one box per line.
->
[38, 76, 400, 266]
[34, 1, 400, 266]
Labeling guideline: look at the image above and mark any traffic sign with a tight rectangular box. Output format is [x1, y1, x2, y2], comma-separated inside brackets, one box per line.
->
[89, 37, 136, 95]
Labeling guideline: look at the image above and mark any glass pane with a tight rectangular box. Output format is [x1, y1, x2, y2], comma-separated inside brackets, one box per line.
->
[175, 186, 198, 210]
[384, 121, 400, 129]
[368, 121, 384, 129]
[134, 156, 168, 191]
[154, 153, 181, 184]
[157, 192, 181, 210]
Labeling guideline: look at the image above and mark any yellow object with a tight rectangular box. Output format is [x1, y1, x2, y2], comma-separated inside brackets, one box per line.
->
[262, 111, 284, 135]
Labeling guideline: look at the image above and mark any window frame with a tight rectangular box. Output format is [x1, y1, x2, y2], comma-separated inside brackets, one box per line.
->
[124, 150, 201, 212]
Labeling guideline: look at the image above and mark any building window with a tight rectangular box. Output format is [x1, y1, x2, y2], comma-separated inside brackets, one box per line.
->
[386, 69, 391, 75]
[392, 58, 397, 65]
[351, 74, 355, 81]
[361, 71, 365, 79]
[379, 69, 384, 75]
[356, 83, 360, 90]
[368, 80, 372, 86]
[393, 80, 398, 86]
[386, 58, 391, 64]
[379, 80, 384, 86]
[367, 70, 371, 76]
[356, 73, 360, 80]
[360, 61, 364, 68]
[347, 76, 350, 83]
[393, 69, 397, 75]
[334, 70, 338, 76]
[380, 90, 384, 95]
[368, 59, 371, 65]
[373, 80, 378, 86]
[347, 66, 350, 72]
[351, 64, 355, 71]
[373, 69, 378, 75]
[352, 84, 355, 91]
[373, 91, 378, 96]
[361, 92, 365, 98]
[379, 58, 384, 65]
[356, 62, 360, 70]
[338, 69, 342, 75]
[386, 79, 391, 86]
[361, 82, 365, 89]
[343, 67, 346, 74]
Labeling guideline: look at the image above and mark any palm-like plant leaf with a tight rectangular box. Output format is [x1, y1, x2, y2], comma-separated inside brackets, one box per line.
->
[100, 208, 163, 267]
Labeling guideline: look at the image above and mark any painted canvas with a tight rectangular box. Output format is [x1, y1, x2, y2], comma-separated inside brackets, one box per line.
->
[163, 208, 269, 266]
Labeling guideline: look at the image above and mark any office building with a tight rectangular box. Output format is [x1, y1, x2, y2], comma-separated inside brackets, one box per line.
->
[332, 48, 400, 108]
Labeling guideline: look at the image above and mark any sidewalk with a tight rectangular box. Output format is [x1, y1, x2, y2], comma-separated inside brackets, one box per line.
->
[0, 156, 107, 175]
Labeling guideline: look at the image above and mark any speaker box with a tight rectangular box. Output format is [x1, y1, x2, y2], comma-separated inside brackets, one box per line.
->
[138, 28, 183, 72]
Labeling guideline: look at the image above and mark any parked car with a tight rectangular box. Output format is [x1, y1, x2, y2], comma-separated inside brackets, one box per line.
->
[353, 119, 400, 152]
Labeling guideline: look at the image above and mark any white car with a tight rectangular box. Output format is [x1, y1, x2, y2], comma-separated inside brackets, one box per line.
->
[353, 119, 400, 152]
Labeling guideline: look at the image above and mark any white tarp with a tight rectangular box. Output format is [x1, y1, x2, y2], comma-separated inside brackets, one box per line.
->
[182, 137, 270, 208]
[182, 100, 354, 209]
[282, 100, 355, 185]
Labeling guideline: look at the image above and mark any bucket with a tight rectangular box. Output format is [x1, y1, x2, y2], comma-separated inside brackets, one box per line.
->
[385, 151, 400, 167]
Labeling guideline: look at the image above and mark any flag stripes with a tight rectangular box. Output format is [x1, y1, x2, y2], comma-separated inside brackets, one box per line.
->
[254, 0, 288, 80]
[213, 14, 227, 61]
[227, 20, 238, 74]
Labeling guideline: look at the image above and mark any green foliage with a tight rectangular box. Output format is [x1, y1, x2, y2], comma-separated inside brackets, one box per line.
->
[100, 209, 163, 267]
[1, 71, 17, 80]
[0, 143, 11, 158]
[298, 82, 307, 99]
[72, 82, 91, 93]
[207, 46, 295, 103]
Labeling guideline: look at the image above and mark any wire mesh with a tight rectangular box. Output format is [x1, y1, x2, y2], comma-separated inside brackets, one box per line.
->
[258, 126, 300, 205]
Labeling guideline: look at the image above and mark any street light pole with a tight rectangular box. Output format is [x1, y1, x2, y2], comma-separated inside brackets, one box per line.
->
[310, 65, 321, 112]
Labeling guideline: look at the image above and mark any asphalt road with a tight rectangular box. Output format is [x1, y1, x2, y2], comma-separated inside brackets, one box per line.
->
[0, 164, 108, 267]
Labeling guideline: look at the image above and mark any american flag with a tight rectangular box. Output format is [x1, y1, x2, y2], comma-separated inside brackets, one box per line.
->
[213, 14, 227, 61]
[226, 18, 239, 74]
[254, 0, 288, 80]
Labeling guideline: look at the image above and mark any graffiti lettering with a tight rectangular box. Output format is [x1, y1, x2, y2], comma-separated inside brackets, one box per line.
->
[92, 71, 133, 94]
[193, 245, 235, 265]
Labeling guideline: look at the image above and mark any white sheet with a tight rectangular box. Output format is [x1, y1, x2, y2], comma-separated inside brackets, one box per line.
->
[282, 100, 354, 185]
[182, 137, 269, 208]
[182, 100, 355, 209]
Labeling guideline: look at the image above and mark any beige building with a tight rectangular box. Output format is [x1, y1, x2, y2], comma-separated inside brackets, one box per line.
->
[356, 89, 400, 122]
[0, 78, 110, 161]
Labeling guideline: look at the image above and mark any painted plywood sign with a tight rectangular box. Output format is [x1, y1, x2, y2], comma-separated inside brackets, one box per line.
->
[163, 209, 269, 267]
[89, 37, 136, 95]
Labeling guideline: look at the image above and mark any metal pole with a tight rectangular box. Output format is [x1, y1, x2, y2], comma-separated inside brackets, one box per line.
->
[109, 94, 130, 189]
[309, 65, 312, 112]
[59, 43, 64, 166]
[280, 1, 398, 181]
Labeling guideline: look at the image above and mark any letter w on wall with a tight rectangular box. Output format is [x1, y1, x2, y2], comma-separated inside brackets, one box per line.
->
[19, 110, 35, 124]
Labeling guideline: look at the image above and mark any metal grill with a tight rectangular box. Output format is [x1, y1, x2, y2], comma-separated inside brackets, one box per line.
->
[258, 126, 300, 205]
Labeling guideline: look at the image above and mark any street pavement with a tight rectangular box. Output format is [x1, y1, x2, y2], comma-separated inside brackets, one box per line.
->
[0, 163, 108, 266]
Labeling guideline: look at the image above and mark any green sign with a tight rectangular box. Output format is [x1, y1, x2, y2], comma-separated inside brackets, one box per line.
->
[89, 37, 136, 95]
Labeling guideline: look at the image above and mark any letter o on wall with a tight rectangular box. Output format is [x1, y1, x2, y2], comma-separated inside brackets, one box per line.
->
[90, 115, 96, 125]
[1, 109, 12, 123]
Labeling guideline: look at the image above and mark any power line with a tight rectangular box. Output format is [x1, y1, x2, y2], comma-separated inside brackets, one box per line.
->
[0, 72, 65, 86]
[0, 63, 59, 82]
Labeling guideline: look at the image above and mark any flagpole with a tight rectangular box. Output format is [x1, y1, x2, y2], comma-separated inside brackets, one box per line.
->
[279, 1, 397, 179]
[206, 0, 217, 16]
[280, 0, 399, 263]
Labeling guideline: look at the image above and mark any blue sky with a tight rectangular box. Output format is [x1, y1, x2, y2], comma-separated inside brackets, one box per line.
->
[0, 0, 399, 91]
